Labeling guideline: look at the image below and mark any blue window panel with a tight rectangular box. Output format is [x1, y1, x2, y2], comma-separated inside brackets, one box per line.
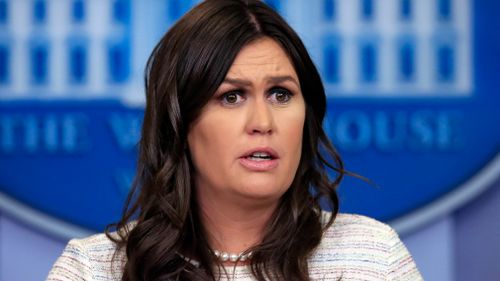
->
[324, 45, 340, 83]
[361, 0, 374, 21]
[437, 45, 454, 82]
[438, 0, 452, 21]
[400, 0, 412, 20]
[70, 46, 86, 83]
[0, 45, 9, 84]
[360, 44, 377, 82]
[0, 0, 8, 24]
[108, 43, 129, 83]
[33, 0, 46, 24]
[399, 44, 415, 81]
[112, 0, 130, 24]
[31, 45, 49, 84]
[265, 0, 281, 13]
[323, 0, 336, 21]
[72, 0, 85, 23]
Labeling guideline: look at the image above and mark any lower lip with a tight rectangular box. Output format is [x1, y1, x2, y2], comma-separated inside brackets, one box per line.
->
[238, 157, 279, 171]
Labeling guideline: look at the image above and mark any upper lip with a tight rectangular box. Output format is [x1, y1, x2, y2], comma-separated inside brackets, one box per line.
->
[240, 147, 279, 159]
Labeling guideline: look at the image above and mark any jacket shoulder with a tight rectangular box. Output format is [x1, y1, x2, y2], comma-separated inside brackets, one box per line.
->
[311, 212, 423, 280]
[46, 232, 125, 281]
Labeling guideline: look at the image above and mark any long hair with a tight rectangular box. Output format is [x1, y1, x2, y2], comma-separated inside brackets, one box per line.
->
[106, 1, 345, 280]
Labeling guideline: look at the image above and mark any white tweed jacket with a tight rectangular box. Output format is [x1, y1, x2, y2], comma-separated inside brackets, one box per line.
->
[46, 213, 423, 281]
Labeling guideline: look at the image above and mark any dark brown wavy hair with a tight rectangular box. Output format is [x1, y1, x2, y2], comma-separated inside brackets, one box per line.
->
[106, 0, 346, 280]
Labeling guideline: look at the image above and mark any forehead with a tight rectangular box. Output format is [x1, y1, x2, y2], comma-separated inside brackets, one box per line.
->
[226, 37, 298, 79]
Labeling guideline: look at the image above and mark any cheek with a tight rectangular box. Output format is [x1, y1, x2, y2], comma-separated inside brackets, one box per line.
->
[278, 108, 306, 168]
[188, 116, 238, 173]
[290, 121, 305, 165]
[286, 107, 306, 148]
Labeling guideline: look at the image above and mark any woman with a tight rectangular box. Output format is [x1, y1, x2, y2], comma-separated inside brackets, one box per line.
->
[47, 0, 422, 280]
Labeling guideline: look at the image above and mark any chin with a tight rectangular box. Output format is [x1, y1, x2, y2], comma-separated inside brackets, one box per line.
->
[236, 182, 290, 202]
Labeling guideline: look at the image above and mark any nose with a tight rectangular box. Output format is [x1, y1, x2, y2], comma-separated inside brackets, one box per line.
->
[245, 98, 274, 135]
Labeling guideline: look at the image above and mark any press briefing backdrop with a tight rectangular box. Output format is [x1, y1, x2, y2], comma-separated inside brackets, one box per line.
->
[0, 0, 499, 280]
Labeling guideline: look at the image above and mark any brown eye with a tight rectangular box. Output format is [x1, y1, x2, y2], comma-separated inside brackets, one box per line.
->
[220, 91, 244, 105]
[225, 93, 238, 103]
[269, 87, 292, 104]
[276, 92, 288, 103]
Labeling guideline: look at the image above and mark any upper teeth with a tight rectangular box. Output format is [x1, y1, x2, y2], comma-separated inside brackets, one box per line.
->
[251, 152, 270, 157]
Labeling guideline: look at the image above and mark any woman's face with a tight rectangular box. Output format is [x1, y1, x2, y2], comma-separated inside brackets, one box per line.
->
[188, 37, 305, 206]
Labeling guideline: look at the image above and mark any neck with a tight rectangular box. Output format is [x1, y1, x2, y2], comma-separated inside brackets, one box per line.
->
[197, 191, 278, 255]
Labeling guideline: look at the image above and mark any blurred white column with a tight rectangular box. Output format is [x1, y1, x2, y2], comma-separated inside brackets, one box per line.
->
[403, 215, 455, 281]
[0, 210, 67, 281]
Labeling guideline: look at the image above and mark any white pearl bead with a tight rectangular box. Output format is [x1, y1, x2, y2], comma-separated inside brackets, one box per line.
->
[229, 253, 239, 262]
[212, 249, 253, 262]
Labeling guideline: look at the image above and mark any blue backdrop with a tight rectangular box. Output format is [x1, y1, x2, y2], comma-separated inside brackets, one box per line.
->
[0, 0, 498, 241]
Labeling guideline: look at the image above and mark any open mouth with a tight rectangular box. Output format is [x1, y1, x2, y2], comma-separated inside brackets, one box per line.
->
[239, 148, 279, 171]
[245, 152, 275, 161]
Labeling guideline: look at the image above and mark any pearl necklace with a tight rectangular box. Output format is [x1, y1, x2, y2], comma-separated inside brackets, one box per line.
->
[213, 249, 253, 262]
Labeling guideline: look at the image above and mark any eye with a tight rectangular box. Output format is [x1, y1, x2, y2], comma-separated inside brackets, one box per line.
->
[268, 87, 293, 104]
[220, 91, 245, 105]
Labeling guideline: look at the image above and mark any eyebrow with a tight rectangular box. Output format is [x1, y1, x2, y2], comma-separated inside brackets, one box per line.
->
[222, 75, 300, 88]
